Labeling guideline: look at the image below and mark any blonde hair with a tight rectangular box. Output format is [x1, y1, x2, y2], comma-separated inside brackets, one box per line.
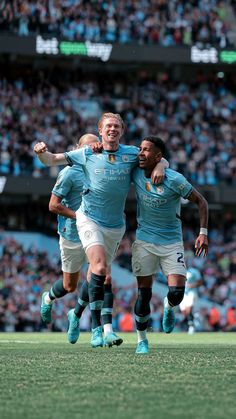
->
[98, 113, 125, 131]
[75, 134, 99, 148]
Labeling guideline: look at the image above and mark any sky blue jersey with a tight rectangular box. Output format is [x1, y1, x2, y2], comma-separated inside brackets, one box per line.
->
[132, 168, 193, 245]
[65, 144, 138, 228]
[52, 165, 85, 243]
[186, 267, 202, 292]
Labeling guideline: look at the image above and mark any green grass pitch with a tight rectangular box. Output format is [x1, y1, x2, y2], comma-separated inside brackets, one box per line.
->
[0, 332, 235, 419]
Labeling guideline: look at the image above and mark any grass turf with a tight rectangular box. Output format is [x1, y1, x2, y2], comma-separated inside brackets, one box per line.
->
[0, 332, 235, 419]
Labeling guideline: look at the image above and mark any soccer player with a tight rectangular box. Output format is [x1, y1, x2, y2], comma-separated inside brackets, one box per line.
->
[131, 136, 208, 354]
[179, 267, 203, 334]
[34, 113, 167, 348]
[41, 133, 122, 347]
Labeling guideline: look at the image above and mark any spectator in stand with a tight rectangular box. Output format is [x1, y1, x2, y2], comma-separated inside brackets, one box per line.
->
[225, 306, 236, 331]
[119, 307, 135, 332]
[208, 306, 221, 331]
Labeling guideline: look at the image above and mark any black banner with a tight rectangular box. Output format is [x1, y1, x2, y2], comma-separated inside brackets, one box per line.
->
[1, 35, 236, 64]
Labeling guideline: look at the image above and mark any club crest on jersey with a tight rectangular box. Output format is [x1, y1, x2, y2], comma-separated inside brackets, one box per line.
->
[156, 186, 164, 194]
[122, 155, 129, 162]
[84, 230, 92, 240]
[145, 182, 151, 192]
[108, 154, 116, 163]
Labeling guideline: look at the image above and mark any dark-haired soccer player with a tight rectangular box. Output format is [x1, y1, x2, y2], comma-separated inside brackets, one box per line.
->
[131, 136, 208, 354]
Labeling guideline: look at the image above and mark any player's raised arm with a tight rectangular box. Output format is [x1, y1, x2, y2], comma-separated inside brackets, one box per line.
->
[187, 188, 209, 257]
[34, 142, 67, 166]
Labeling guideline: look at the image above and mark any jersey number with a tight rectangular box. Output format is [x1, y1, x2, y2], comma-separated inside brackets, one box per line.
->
[177, 252, 185, 265]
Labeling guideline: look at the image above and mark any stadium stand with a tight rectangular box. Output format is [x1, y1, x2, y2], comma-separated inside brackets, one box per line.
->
[0, 67, 236, 185]
[0, 0, 233, 47]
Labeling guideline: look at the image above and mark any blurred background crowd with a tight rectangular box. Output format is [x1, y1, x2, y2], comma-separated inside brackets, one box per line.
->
[0, 68, 236, 186]
[0, 211, 236, 333]
[0, 0, 234, 46]
[0, 0, 236, 334]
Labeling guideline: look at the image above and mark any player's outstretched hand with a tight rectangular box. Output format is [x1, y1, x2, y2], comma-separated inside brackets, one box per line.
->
[195, 234, 208, 257]
[34, 142, 48, 154]
[90, 142, 103, 153]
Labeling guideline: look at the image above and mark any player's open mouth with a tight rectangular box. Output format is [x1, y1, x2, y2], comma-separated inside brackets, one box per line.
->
[108, 133, 118, 137]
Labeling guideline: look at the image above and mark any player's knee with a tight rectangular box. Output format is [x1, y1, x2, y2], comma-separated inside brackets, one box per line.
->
[96, 266, 106, 276]
[167, 286, 185, 307]
[92, 261, 107, 276]
[104, 274, 112, 285]
[64, 283, 77, 293]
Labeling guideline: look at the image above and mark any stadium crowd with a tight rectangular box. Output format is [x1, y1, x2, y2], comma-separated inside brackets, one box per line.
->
[0, 0, 232, 47]
[0, 210, 235, 333]
[1, 69, 236, 186]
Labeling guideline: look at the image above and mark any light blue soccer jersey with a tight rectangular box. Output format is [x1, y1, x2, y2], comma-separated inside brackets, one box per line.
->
[132, 168, 193, 245]
[65, 144, 138, 228]
[185, 267, 202, 293]
[52, 165, 85, 243]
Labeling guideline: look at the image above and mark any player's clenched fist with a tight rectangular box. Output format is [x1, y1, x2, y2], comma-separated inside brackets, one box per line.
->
[34, 142, 48, 154]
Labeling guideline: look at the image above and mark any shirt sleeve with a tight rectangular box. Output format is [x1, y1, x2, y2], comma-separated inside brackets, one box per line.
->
[64, 147, 87, 166]
[52, 170, 73, 198]
[171, 173, 193, 199]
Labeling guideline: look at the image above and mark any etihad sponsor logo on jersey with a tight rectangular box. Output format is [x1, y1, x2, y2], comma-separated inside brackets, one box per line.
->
[140, 193, 167, 208]
[108, 154, 116, 163]
[94, 168, 131, 175]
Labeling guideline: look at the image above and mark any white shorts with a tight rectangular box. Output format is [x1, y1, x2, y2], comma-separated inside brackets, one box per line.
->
[132, 240, 186, 277]
[180, 290, 198, 311]
[76, 211, 125, 265]
[59, 236, 87, 274]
